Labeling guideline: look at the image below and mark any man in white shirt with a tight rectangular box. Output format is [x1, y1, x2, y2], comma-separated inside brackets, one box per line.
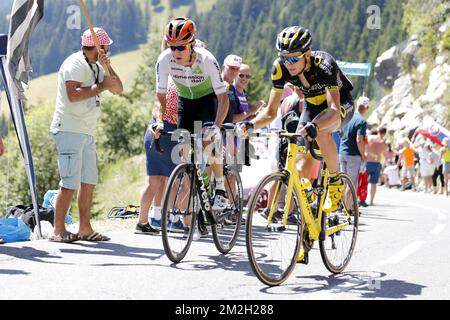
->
[49, 28, 123, 243]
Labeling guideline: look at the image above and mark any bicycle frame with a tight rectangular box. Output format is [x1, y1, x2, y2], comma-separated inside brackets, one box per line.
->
[266, 135, 351, 241]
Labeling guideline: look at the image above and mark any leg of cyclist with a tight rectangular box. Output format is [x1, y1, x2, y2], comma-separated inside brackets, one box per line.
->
[317, 90, 354, 212]
[201, 114, 230, 211]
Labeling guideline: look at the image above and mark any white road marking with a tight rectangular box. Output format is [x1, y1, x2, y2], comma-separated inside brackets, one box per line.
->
[429, 224, 446, 235]
[303, 193, 446, 299]
[378, 241, 426, 265]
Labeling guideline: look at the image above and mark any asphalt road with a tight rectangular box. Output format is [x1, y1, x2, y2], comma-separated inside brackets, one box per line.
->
[1, 187, 449, 300]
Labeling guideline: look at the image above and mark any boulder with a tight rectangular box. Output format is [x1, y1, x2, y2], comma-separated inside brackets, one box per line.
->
[392, 74, 412, 104]
[402, 37, 420, 69]
[374, 46, 401, 88]
[422, 64, 450, 103]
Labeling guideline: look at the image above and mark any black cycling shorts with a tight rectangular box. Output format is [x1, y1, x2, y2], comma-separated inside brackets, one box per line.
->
[298, 90, 354, 130]
[178, 93, 217, 133]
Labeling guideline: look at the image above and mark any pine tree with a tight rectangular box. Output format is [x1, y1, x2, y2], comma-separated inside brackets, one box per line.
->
[124, 33, 162, 105]
[243, 48, 271, 103]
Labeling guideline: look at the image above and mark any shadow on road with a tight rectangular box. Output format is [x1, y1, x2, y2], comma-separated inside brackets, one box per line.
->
[59, 241, 166, 265]
[0, 246, 67, 265]
[168, 251, 255, 277]
[259, 271, 425, 299]
[0, 269, 30, 276]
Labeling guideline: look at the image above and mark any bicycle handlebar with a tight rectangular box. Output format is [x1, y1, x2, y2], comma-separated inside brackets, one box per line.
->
[253, 129, 323, 162]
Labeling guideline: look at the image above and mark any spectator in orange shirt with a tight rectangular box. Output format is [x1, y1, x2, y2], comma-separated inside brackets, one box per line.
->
[398, 139, 416, 191]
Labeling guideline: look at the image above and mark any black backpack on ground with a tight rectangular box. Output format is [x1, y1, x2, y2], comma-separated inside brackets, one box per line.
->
[5, 205, 54, 231]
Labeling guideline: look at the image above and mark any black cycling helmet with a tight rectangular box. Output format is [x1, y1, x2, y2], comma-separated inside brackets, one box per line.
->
[276, 26, 312, 54]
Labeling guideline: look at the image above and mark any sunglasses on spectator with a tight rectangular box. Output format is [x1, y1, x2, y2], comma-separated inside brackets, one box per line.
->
[238, 74, 251, 79]
[170, 44, 190, 52]
[279, 52, 307, 65]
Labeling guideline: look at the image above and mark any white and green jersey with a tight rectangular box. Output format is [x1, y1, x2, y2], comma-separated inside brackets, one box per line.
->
[155, 47, 226, 100]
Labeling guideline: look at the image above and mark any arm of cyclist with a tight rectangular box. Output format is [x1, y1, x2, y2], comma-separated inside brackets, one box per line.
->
[214, 92, 230, 127]
[150, 98, 164, 139]
[313, 89, 341, 131]
[232, 100, 265, 123]
[156, 93, 167, 124]
[155, 54, 170, 124]
[297, 89, 341, 140]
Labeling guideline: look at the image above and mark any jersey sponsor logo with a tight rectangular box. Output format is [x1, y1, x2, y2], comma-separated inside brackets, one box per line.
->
[272, 61, 283, 81]
[171, 67, 184, 72]
[306, 83, 328, 92]
[193, 66, 203, 75]
[172, 74, 207, 84]
[314, 55, 323, 67]
[196, 164, 211, 211]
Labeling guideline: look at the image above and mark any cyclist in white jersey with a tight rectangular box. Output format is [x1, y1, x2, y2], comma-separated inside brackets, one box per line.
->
[155, 17, 230, 211]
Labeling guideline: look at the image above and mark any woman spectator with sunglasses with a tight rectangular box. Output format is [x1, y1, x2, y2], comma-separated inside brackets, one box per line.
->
[229, 64, 266, 123]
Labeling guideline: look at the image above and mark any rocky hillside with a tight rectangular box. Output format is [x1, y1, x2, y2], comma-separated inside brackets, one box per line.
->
[369, 1, 449, 146]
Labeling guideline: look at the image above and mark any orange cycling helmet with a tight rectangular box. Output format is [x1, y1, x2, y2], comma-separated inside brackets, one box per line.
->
[164, 17, 196, 45]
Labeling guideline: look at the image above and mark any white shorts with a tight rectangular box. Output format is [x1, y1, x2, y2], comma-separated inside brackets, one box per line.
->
[52, 131, 98, 190]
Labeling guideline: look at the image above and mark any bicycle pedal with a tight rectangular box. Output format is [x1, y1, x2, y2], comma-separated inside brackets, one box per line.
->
[297, 251, 309, 265]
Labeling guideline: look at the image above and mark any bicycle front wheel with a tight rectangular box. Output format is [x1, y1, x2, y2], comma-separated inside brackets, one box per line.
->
[161, 164, 198, 263]
[319, 172, 359, 273]
[245, 172, 303, 286]
[212, 165, 244, 254]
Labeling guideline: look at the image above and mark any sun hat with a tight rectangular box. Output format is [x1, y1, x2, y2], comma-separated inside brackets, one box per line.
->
[82, 27, 113, 47]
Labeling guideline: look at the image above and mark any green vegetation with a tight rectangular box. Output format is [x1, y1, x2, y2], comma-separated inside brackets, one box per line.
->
[1, 0, 447, 218]
[402, 0, 449, 127]
[0, 0, 148, 77]
[191, 0, 407, 98]
[15, 48, 146, 107]
[403, 0, 449, 58]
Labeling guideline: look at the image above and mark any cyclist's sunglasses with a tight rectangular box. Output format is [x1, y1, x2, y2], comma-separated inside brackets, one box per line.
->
[238, 74, 251, 79]
[279, 52, 307, 65]
[170, 44, 190, 52]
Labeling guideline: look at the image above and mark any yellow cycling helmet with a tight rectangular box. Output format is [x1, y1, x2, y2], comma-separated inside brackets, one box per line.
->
[276, 26, 312, 54]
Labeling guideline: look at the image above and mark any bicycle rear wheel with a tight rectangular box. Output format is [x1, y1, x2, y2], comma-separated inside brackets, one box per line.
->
[212, 165, 244, 254]
[246, 172, 302, 286]
[161, 164, 198, 263]
[319, 173, 359, 273]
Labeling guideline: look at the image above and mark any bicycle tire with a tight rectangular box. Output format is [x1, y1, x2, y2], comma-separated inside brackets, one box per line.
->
[245, 172, 303, 286]
[319, 172, 359, 273]
[161, 164, 197, 263]
[212, 165, 244, 254]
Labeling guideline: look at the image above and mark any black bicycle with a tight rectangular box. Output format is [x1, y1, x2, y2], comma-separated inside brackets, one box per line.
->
[155, 124, 244, 263]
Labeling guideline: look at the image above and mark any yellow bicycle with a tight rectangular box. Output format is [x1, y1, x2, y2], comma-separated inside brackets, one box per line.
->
[245, 131, 359, 286]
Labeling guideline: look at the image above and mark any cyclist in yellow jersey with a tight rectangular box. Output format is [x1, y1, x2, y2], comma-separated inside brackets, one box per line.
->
[242, 26, 355, 211]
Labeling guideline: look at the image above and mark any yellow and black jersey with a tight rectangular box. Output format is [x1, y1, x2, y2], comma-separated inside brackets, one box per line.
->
[272, 51, 353, 106]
